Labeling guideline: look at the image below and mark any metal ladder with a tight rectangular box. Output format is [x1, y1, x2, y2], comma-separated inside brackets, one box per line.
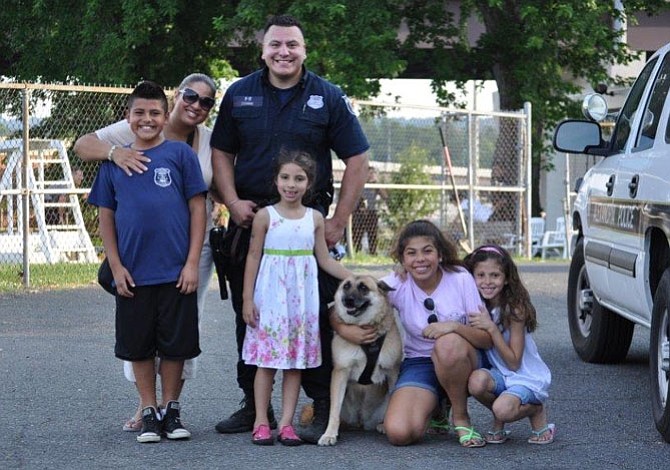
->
[0, 138, 97, 263]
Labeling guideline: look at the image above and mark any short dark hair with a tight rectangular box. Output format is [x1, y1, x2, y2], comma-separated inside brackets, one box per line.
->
[264, 14, 304, 35]
[128, 80, 168, 112]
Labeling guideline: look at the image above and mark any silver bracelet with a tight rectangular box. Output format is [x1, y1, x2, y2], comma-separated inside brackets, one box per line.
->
[107, 145, 117, 161]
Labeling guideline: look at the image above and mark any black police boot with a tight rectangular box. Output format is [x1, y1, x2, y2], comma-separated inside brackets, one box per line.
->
[297, 399, 329, 444]
[215, 395, 277, 434]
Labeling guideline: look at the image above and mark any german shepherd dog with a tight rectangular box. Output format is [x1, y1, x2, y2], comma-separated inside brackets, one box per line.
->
[317, 275, 403, 446]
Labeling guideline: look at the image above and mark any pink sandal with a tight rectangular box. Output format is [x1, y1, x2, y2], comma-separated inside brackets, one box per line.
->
[122, 417, 142, 432]
[252, 424, 274, 445]
[277, 425, 302, 446]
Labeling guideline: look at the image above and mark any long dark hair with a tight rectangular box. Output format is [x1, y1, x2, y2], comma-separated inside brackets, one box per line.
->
[390, 220, 463, 273]
[272, 149, 316, 205]
[464, 244, 537, 331]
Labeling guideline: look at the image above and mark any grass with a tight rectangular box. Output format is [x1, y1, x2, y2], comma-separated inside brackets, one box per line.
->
[0, 262, 100, 293]
[0, 254, 567, 294]
[346, 253, 395, 266]
[0, 256, 394, 294]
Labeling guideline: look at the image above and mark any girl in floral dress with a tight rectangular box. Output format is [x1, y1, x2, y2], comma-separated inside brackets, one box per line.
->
[241, 150, 352, 446]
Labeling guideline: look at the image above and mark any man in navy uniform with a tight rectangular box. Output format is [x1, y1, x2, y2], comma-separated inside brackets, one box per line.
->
[211, 14, 370, 443]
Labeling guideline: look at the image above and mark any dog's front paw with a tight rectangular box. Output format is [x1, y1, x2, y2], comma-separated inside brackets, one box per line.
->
[376, 423, 386, 434]
[317, 433, 338, 446]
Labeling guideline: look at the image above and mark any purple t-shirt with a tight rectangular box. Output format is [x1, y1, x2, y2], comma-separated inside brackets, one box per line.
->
[381, 267, 483, 358]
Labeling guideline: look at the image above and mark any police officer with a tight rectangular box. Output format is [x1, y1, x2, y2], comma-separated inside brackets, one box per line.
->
[211, 14, 370, 443]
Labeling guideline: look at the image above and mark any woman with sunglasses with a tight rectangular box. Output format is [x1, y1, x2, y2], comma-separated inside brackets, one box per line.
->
[378, 220, 492, 447]
[74, 73, 218, 431]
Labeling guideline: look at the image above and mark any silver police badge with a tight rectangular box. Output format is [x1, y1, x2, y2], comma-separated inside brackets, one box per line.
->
[154, 168, 172, 187]
[307, 95, 324, 109]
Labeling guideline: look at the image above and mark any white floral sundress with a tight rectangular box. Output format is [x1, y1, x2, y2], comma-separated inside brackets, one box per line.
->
[242, 205, 322, 369]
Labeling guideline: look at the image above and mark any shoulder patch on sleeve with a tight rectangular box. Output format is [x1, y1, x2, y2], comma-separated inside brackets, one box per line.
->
[342, 95, 357, 115]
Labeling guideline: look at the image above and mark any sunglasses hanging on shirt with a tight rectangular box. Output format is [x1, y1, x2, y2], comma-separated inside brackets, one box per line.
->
[424, 297, 438, 324]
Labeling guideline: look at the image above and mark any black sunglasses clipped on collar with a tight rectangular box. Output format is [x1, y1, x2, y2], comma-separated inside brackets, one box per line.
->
[179, 88, 216, 110]
[424, 297, 438, 324]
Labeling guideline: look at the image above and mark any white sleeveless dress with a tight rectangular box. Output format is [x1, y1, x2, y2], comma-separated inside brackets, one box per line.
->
[487, 306, 552, 402]
[242, 205, 322, 369]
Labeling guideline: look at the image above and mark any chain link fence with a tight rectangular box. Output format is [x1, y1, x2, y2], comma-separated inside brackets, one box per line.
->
[0, 83, 531, 289]
[349, 100, 532, 260]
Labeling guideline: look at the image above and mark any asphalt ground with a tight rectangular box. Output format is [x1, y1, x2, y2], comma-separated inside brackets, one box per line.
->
[2, 262, 670, 469]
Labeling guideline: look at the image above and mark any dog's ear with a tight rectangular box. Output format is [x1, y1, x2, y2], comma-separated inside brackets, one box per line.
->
[377, 280, 395, 293]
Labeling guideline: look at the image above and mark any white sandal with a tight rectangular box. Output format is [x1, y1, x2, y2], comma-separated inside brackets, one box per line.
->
[486, 429, 510, 444]
[528, 423, 555, 445]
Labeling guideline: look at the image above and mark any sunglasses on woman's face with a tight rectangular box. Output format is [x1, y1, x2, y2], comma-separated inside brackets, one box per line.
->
[179, 88, 216, 111]
[424, 297, 438, 324]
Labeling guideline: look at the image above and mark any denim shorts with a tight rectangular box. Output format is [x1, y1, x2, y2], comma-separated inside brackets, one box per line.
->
[395, 351, 489, 398]
[486, 368, 542, 405]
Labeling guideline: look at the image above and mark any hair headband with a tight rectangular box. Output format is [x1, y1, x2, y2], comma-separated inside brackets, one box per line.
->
[475, 245, 505, 256]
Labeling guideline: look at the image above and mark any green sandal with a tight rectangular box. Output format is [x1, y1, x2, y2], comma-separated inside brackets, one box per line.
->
[453, 426, 486, 448]
[427, 417, 451, 434]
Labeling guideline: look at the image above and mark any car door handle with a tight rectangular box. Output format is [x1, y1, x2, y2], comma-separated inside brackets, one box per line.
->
[606, 175, 615, 196]
[629, 174, 639, 198]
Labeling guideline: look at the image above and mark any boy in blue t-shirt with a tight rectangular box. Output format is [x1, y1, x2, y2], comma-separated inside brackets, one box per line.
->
[88, 81, 207, 443]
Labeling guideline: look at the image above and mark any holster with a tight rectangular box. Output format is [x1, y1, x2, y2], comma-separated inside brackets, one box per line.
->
[209, 226, 229, 300]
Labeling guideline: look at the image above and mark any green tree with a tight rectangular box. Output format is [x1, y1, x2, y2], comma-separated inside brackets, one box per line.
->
[382, 144, 440, 233]
[0, 0, 231, 86]
[4, 1, 670, 214]
[400, 1, 669, 215]
[213, 1, 669, 215]
[211, 0, 406, 98]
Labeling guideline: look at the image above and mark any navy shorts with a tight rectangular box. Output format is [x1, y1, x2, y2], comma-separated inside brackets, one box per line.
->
[115, 283, 200, 362]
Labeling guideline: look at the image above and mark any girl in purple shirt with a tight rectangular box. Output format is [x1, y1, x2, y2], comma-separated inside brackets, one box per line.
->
[381, 220, 491, 447]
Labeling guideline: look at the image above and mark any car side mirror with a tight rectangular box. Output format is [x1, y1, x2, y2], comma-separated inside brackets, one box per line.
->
[553, 120, 604, 154]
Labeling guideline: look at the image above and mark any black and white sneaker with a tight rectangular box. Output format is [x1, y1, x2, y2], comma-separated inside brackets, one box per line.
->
[162, 401, 191, 440]
[137, 406, 161, 443]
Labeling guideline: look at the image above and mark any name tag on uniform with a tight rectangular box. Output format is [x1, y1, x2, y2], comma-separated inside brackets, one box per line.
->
[233, 96, 263, 107]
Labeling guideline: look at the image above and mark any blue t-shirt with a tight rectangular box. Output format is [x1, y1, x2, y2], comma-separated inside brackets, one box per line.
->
[88, 140, 207, 286]
[210, 67, 370, 205]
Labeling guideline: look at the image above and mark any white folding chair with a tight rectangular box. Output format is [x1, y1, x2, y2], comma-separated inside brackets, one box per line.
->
[530, 217, 546, 256]
[539, 217, 566, 259]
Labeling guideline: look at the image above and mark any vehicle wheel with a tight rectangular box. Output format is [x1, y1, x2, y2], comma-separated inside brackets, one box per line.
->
[650, 269, 670, 442]
[566, 238, 634, 363]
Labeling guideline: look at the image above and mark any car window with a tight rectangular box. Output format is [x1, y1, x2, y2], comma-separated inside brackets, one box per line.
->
[611, 56, 658, 154]
[634, 54, 670, 151]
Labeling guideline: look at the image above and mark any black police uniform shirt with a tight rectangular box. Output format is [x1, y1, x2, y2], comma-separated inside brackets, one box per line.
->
[210, 67, 370, 212]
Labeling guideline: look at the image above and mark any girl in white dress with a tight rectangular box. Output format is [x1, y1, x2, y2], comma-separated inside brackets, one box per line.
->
[242, 150, 352, 446]
[466, 245, 555, 445]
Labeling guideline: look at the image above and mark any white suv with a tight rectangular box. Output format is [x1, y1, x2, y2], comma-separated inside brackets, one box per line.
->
[553, 42, 670, 442]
